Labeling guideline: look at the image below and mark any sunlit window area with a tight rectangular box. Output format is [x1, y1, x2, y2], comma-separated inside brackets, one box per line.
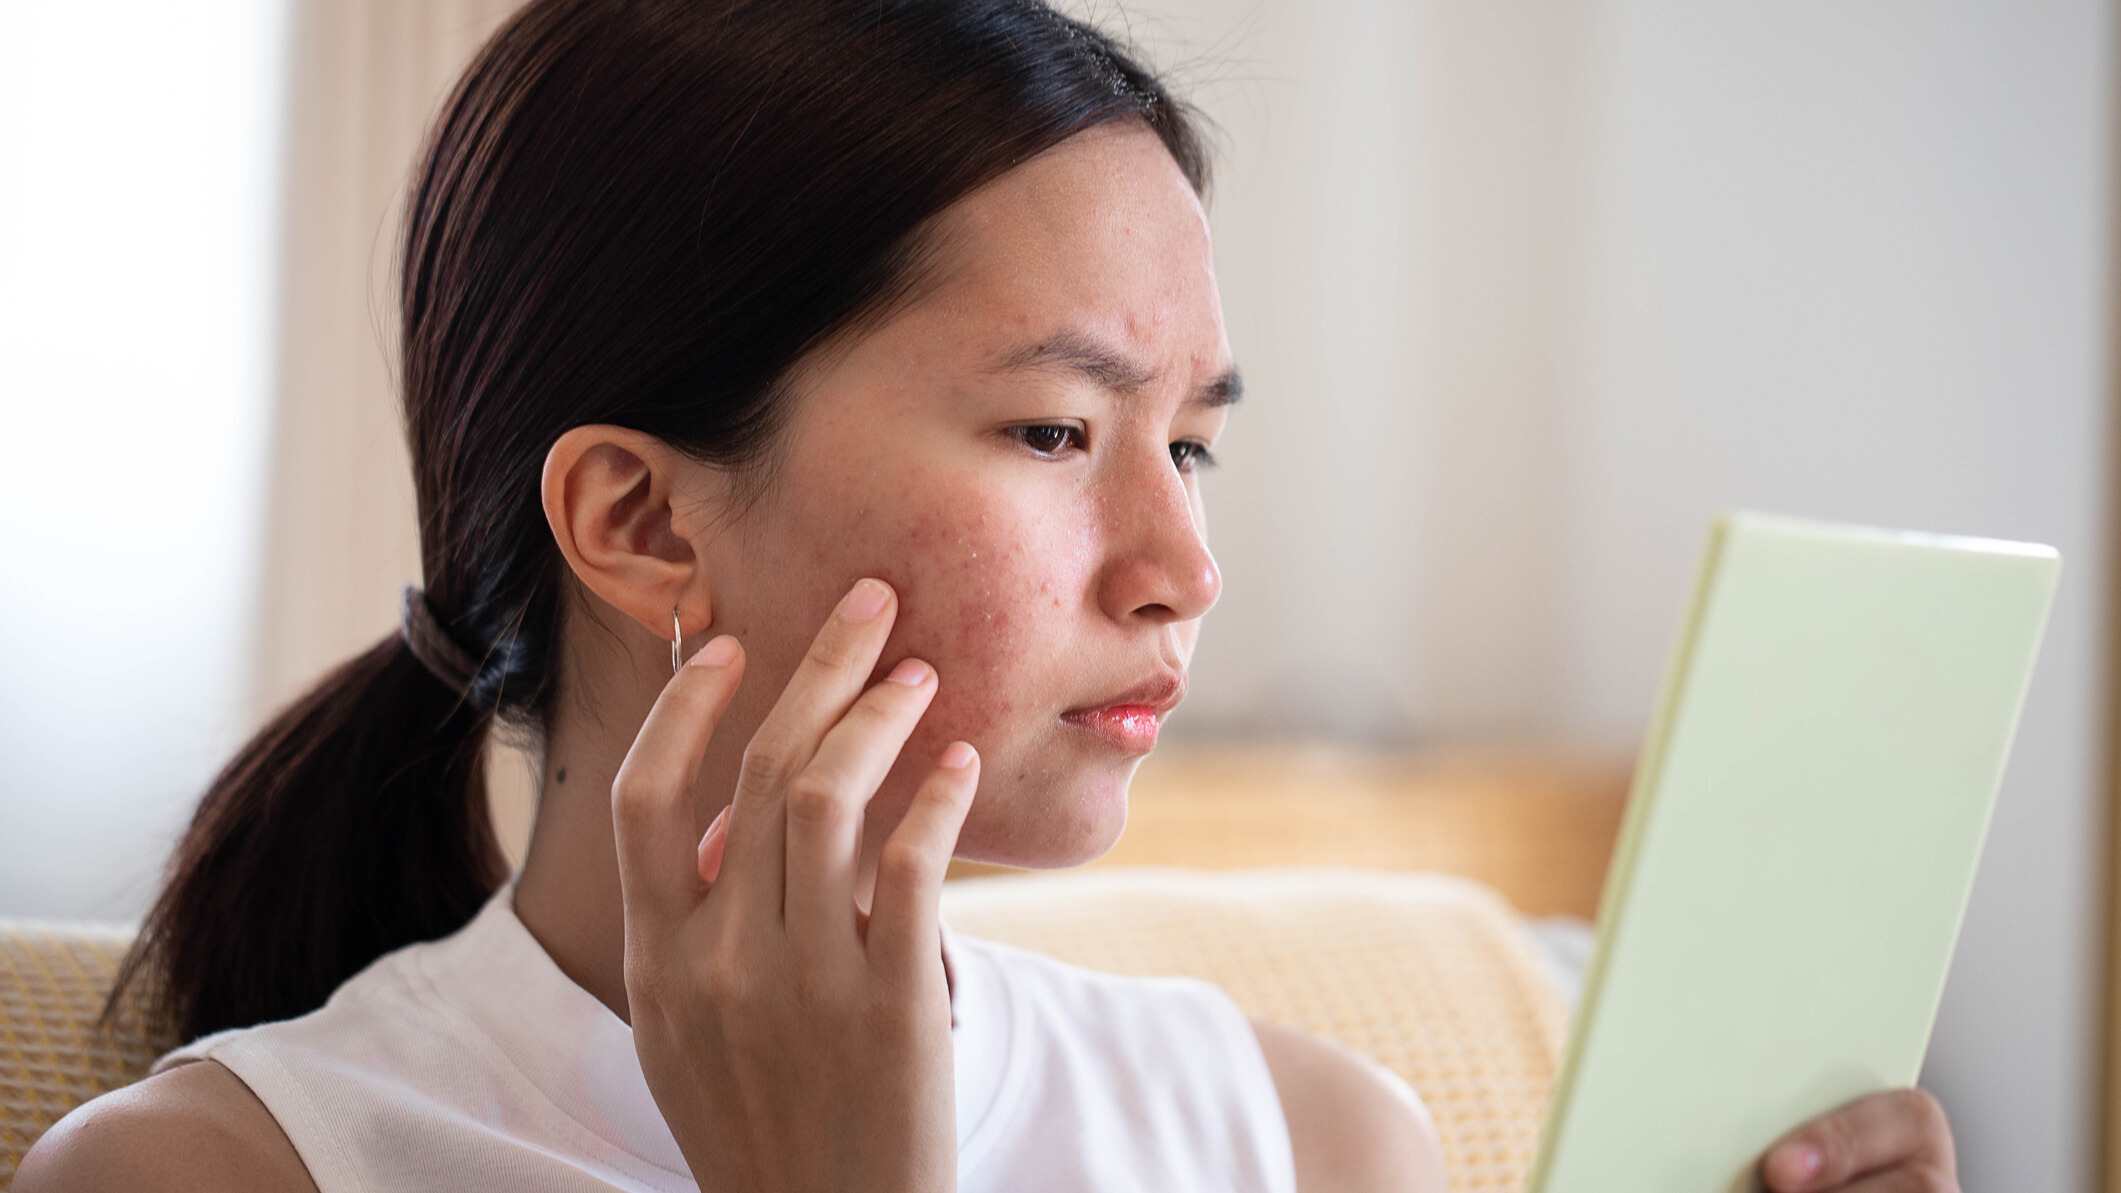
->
[0, 1, 286, 918]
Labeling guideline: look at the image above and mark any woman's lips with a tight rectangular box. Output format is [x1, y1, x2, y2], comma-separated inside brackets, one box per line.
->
[1060, 704, 1163, 753]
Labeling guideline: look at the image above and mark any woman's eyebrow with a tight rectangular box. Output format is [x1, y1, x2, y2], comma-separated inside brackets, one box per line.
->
[1198, 368, 1243, 409]
[991, 329, 1242, 408]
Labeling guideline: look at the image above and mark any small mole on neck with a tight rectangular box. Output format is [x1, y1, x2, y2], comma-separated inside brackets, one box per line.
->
[555, 767, 568, 784]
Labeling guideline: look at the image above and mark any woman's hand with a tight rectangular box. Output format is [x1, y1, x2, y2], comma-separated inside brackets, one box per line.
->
[1759, 1088, 1959, 1192]
[609, 578, 977, 1193]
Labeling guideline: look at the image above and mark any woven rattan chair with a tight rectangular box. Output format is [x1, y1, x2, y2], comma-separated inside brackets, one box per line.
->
[1, 866, 1567, 1191]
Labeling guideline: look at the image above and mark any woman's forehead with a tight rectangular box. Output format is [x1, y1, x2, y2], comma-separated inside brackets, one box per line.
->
[909, 124, 1227, 365]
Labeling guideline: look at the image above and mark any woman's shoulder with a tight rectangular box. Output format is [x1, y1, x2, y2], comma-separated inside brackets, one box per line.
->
[13, 1060, 317, 1193]
[18, 923, 479, 1193]
[1249, 1020, 1447, 1193]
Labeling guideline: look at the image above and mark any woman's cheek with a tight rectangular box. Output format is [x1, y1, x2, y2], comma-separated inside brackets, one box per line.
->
[843, 497, 1103, 863]
[864, 485, 1094, 744]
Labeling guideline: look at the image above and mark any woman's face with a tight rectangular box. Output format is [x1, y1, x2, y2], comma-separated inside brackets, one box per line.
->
[688, 123, 1232, 868]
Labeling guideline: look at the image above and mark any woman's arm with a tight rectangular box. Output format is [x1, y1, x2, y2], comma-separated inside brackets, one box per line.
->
[1252, 1019, 1447, 1193]
[13, 1060, 317, 1193]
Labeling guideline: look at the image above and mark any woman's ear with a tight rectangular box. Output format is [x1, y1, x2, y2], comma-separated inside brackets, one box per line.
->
[541, 425, 714, 640]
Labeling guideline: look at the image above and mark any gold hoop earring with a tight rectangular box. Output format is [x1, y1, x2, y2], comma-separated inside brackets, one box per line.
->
[671, 609, 682, 675]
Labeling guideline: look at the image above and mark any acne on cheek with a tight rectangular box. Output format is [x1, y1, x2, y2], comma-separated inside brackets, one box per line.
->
[825, 479, 1089, 738]
[788, 463, 1118, 863]
[842, 543, 1069, 858]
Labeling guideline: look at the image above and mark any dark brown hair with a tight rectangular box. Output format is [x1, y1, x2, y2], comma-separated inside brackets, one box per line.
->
[113, 0, 1207, 1043]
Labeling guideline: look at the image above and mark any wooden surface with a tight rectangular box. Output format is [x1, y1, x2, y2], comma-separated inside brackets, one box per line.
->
[947, 743, 1635, 921]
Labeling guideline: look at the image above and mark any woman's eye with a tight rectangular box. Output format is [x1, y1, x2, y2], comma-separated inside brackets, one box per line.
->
[1170, 439, 1218, 472]
[1012, 424, 1084, 457]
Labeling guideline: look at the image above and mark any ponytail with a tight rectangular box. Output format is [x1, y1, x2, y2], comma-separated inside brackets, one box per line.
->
[112, 634, 504, 1042]
[110, 0, 1204, 1043]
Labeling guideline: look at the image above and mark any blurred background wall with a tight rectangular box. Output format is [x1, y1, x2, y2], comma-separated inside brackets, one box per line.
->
[1171, 4, 2115, 1186]
[1, 0, 2112, 1187]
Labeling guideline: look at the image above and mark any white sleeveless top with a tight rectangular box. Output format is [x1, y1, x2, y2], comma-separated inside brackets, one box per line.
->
[153, 885, 1297, 1193]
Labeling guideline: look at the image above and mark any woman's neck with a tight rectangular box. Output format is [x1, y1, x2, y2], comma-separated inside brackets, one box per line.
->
[511, 709, 641, 1021]
[510, 616, 682, 1023]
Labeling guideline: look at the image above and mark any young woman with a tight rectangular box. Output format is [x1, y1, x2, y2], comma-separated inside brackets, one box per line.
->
[22, 2, 1962, 1190]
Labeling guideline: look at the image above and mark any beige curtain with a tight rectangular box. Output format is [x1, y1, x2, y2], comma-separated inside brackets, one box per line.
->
[250, 0, 535, 849]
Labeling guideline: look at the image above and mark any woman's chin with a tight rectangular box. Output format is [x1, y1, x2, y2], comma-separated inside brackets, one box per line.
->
[951, 759, 1135, 870]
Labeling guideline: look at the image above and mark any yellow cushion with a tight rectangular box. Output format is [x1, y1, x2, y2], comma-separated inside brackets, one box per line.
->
[0, 920, 168, 1186]
[1, 869, 1567, 1191]
[943, 867, 1567, 1191]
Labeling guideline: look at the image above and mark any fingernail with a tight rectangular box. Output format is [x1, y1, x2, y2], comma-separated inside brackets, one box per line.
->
[886, 658, 930, 686]
[939, 741, 976, 769]
[1772, 1143, 1823, 1183]
[687, 635, 739, 668]
[840, 579, 890, 621]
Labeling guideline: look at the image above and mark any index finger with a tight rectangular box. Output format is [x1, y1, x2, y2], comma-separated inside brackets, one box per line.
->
[716, 578, 896, 912]
[610, 634, 746, 930]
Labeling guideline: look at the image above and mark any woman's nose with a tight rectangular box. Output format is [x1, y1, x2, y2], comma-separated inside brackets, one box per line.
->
[1095, 454, 1222, 626]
